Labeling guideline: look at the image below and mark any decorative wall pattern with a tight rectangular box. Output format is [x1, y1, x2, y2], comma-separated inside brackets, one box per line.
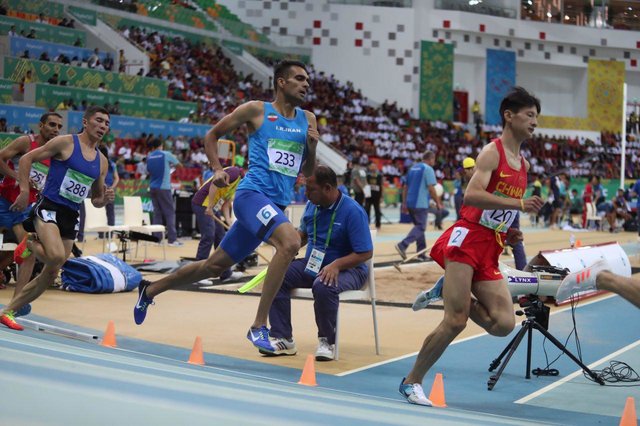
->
[419, 41, 453, 121]
[485, 49, 515, 126]
[538, 59, 625, 132]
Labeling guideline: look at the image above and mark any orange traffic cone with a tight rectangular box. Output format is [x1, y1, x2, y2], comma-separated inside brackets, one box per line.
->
[188, 336, 205, 365]
[575, 239, 582, 248]
[101, 320, 117, 348]
[428, 373, 447, 407]
[620, 397, 637, 426]
[297, 354, 317, 386]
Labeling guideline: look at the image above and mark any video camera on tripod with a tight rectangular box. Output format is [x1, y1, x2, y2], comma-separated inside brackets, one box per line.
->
[500, 262, 569, 300]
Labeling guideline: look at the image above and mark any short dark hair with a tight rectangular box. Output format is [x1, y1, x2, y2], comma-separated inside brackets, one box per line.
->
[149, 138, 162, 149]
[40, 112, 62, 123]
[313, 164, 337, 188]
[423, 151, 435, 161]
[84, 106, 110, 120]
[499, 86, 541, 127]
[273, 60, 307, 93]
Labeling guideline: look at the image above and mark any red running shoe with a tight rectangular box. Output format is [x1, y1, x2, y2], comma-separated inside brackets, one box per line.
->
[14, 235, 32, 265]
[0, 311, 24, 331]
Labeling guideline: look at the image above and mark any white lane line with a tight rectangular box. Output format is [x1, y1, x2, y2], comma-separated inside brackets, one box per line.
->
[515, 338, 640, 404]
[337, 293, 619, 376]
[337, 332, 489, 376]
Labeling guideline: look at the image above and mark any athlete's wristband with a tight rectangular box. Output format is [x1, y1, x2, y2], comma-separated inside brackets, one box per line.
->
[520, 198, 525, 212]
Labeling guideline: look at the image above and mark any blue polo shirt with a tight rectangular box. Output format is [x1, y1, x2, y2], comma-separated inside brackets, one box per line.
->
[105, 160, 116, 187]
[299, 192, 372, 271]
[405, 162, 436, 209]
[147, 149, 179, 190]
[633, 180, 640, 210]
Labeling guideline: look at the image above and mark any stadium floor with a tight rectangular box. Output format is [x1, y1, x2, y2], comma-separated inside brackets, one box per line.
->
[1, 217, 639, 424]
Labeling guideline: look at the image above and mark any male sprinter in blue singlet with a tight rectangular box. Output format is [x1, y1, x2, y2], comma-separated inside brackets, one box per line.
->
[0, 106, 114, 330]
[134, 60, 319, 354]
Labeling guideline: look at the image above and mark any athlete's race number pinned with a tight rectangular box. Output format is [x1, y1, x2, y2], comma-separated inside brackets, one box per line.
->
[479, 208, 518, 231]
[447, 226, 469, 247]
[29, 163, 49, 191]
[59, 169, 95, 204]
[268, 138, 304, 177]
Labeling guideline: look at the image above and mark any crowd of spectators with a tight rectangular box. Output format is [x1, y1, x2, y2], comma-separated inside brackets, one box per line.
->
[5, 15, 640, 186]
[17, 45, 115, 72]
[120, 26, 271, 126]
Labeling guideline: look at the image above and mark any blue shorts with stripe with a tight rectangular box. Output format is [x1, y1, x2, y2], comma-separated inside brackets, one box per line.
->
[220, 189, 290, 263]
[0, 197, 31, 229]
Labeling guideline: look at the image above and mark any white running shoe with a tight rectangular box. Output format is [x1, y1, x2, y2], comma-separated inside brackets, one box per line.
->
[315, 337, 335, 361]
[555, 259, 610, 303]
[412, 276, 444, 311]
[221, 271, 244, 283]
[259, 337, 297, 356]
[398, 378, 433, 406]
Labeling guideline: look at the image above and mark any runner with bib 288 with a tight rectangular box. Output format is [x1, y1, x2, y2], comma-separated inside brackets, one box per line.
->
[0, 106, 114, 330]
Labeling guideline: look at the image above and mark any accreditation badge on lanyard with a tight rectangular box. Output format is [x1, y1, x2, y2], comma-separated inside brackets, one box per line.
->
[304, 195, 343, 277]
[304, 248, 325, 276]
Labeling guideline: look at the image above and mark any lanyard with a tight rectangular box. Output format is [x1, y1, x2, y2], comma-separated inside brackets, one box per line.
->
[312, 194, 343, 249]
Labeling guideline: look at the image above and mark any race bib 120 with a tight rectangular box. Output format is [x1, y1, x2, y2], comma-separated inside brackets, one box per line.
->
[479, 208, 518, 231]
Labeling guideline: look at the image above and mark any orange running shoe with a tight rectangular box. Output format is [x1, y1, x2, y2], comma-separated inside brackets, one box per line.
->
[0, 311, 24, 331]
[14, 234, 32, 265]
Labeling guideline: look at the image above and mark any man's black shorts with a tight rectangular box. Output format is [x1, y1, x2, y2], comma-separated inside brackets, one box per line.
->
[23, 197, 80, 240]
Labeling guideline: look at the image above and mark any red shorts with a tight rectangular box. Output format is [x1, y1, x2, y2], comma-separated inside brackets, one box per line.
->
[430, 220, 505, 282]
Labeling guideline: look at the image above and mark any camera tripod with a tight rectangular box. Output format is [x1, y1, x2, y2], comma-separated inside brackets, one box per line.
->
[487, 295, 605, 390]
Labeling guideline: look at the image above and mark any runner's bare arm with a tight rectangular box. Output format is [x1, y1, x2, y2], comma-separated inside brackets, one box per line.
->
[10, 136, 72, 211]
[301, 111, 319, 177]
[205, 101, 263, 187]
[465, 144, 542, 213]
[16, 136, 71, 194]
[91, 153, 113, 208]
[0, 136, 30, 180]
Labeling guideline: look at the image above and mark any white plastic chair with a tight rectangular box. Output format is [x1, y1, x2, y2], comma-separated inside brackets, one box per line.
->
[291, 230, 379, 360]
[82, 199, 129, 253]
[585, 202, 602, 230]
[123, 196, 166, 259]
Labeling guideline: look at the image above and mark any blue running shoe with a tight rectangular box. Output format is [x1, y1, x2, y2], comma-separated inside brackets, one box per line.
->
[134, 280, 154, 325]
[247, 326, 275, 353]
[15, 303, 31, 317]
[399, 378, 433, 406]
[412, 275, 444, 311]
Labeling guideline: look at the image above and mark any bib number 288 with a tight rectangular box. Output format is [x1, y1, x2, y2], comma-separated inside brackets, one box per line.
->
[64, 180, 88, 198]
[59, 168, 94, 203]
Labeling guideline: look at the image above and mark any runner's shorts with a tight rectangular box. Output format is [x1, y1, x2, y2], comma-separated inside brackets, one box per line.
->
[23, 197, 80, 240]
[0, 197, 31, 229]
[430, 220, 505, 282]
[220, 189, 289, 263]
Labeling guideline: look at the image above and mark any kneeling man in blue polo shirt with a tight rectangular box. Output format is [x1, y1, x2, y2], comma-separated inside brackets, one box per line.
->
[264, 164, 373, 361]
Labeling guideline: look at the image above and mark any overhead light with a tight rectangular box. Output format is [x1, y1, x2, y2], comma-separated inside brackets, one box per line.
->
[527, 0, 532, 4]
[564, 15, 570, 20]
